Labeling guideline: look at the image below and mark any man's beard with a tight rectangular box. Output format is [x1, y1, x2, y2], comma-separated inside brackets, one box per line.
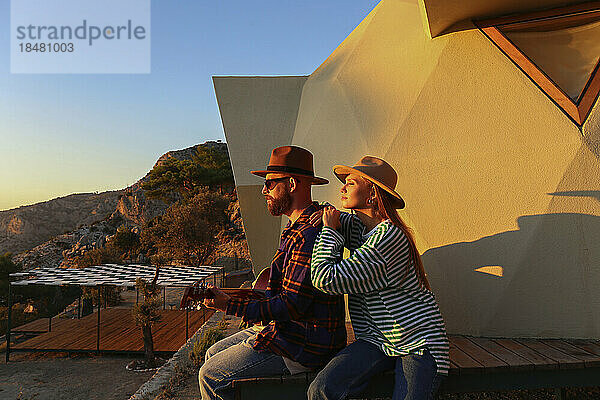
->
[266, 190, 292, 216]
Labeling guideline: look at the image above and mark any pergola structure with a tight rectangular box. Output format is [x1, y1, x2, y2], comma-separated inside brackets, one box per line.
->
[5, 264, 224, 362]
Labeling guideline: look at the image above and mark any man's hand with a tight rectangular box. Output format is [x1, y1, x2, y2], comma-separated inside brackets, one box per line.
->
[203, 286, 231, 312]
[323, 206, 341, 230]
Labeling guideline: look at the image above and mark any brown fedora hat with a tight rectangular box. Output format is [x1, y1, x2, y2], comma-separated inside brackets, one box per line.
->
[333, 156, 405, 209]
[251, 146, 329, 185]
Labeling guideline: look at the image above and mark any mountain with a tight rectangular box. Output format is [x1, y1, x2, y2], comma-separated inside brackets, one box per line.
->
[4, 141, 250, 271]
[109, 141, 229, 227]
[0, 191, 122, 255]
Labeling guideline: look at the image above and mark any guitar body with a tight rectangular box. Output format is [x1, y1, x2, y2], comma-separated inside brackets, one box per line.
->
[180, 267, 270, 309]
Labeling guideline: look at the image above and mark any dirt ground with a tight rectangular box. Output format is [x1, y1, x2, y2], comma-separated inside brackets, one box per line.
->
[165, 373, 200, 400]
[0, 288, 188, 400]
[0, 353, 155, 400]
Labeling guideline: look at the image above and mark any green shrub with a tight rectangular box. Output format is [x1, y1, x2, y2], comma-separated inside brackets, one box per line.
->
[11, 285, 80, 319]
[111, 225, 140, 258]
[140, 191, 229, 266]
[189, 324, 227, 367]
[82, 286, 122, 307]
[1, 253, 22, 306]
[0, 304, 39, 337]
[73, 246, 123, 268]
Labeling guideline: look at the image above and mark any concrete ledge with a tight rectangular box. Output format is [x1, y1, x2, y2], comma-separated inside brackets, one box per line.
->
[128, 310, 224, 400]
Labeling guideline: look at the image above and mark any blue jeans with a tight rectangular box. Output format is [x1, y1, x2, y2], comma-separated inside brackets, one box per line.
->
[198, 327, 290, 400]
[308, 339, 443, 400]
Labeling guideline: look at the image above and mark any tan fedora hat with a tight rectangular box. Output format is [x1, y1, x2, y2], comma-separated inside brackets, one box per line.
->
[333, 156, 405, 209]
[251, 146, 329, 185]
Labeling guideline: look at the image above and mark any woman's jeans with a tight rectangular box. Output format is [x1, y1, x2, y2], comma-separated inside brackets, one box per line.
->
[308, 339, 443, 400]
[198, 327, 289, 400]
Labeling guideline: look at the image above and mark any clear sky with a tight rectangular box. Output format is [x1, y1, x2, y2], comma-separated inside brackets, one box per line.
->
[0, 0, 379, 211]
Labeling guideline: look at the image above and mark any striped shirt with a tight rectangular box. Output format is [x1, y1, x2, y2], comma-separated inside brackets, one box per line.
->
[311, 212, 450, 375]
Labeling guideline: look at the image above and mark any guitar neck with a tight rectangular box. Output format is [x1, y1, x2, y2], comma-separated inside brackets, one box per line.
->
[220, 288, 266, 300]
[180, 268, 270, 309]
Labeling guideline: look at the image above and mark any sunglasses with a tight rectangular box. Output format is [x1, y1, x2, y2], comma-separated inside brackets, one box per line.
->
[263, 177, 290, 191]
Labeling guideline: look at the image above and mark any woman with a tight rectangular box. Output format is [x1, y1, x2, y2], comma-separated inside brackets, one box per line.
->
[308, 156, 449, 400]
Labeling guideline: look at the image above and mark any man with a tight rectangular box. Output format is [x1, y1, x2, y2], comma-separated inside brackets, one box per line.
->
[198, 145, 346, 400]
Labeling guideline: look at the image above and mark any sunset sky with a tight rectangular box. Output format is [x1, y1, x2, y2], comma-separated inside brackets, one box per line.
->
[0, 0, 379, 211]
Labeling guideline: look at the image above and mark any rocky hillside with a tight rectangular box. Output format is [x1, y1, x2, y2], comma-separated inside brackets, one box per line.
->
[110, 140, 229, 227]
[205, 200, 252, 271]
[0, 191, 122, 255]
[7, 141, 250, 271]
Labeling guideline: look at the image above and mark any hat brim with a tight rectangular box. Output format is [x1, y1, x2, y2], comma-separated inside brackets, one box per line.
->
[251, 170, 329, 185]
[333, 165, 405, 209]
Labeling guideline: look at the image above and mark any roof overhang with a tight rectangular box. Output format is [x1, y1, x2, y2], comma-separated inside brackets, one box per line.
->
[419, 0, 599, 37]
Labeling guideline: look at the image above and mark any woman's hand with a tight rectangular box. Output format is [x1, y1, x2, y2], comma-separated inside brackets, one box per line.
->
[309, 209, 323, 227]
[323, 206, 341, 230]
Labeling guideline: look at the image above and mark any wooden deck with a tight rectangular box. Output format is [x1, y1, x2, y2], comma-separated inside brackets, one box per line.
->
[447, 335, 600, 374]
[232, 323, 600, 398]
[349, 322, 600, 375]
[10, 308, 214, 354]
[442, 335, 600, 394]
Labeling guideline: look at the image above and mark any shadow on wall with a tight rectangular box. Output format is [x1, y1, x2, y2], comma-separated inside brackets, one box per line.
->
[423, 208, 600, 338]
[549, 190, 600, 202]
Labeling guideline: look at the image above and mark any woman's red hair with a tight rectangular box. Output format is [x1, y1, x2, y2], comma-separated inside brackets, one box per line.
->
[373, 186, 431, 291]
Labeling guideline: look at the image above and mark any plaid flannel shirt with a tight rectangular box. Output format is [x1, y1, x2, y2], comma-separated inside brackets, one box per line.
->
[226, 202, 347, 368]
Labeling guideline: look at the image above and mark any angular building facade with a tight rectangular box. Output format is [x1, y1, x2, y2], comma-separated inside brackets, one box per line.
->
[214, 0, 600, 338]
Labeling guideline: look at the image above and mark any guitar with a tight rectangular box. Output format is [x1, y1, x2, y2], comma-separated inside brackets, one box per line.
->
[179, 267, 270, 309]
